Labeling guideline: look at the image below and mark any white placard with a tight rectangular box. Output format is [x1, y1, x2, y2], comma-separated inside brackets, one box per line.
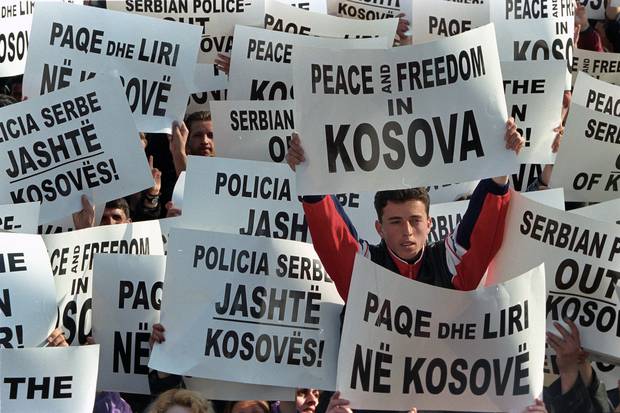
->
[428, 188, 565, 244]
[337, 256, 545, 412]
[491, 0, 574, 87]
[551, 73, 620, 202]
[573, 49, 620, 86]
[149, 228, 344, 389]
[265, 0, 397, 46]
[0, 345, 99, 413]
[0, 232, 56, 348]
[171, 171, 185, 210]
[187, 89, 227, 115]
[281, 0, 327, 13]
[43, 221, 164, 345]
[427, 180, 480, 203]
[23, 2, 201, 132]
[107, 0, 265, 63]
[488, 191, 620, 362]
[0, 76, 153, 224]
[0, 202, 39, 234]
[185, 378, 295, 401]
[37, 204, 104, 235]
[92, 254, 165, 394]
[579, 0, 606, 20]
[573, 199, 620, 224]
[180, 156, 378, 243]
[193, 64, 229, 93]
[0, 0, 82, 78]
[511, 163, 544, 192]
[211, 100, 295, 162]
[228, 25, 388, 101]
[327, 0, 412, 22]
[292, 24, 516, 195]
[501, 61, 566, 164]
[157, 216, 183, 254]
[411, 0, 490, 44]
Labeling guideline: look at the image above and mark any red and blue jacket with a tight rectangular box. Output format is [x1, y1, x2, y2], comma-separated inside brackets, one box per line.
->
[302, 178, 511, 302]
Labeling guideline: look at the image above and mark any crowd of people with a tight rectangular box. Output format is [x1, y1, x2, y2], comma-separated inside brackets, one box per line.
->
[2, 0, 620, 412]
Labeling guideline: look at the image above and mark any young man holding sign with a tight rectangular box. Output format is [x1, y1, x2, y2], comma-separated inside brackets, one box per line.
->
[286, 119, 524, 300]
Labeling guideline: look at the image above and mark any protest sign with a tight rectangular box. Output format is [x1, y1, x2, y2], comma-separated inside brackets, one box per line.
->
[573, 48, 620, 86]
[186, 378, 295, 401]
[211, 100, 295, 162]
[488, 191, 620, 362]
[43, 221, 164, 345]
[172, 171, 185, 210]
[551, 73, 620, 202]
[0, 233, 56, 348]
[337, 255, 545, 412]
[37, 204, 104, 235]
[283, 0, 327, 13]
[107, 0, 264, 63]
[22, 2, 201, 133]
[501, 61, 565, 164]
[292, 24, 516, 195]
[92, 254, 165, 394]
[511, 163, 544, 192]
[411, 0, 489, 44]
[327, 0, 412, 23]
[0, 202, 39, 234]
[0, 0, 81, 77]
[157, 216, 183, 254]
[180, 156, 379, 243]
[491, 0, 574, 87]
[193, 64, 229, 93]
[0, 76, 153, 224]
[427, 188, 565, 244]
[573, 199, 620, 224]
[265, 0, 397, 46]
[0, 345, 99, 413]
[187, 89, 227, 115]
[228, 25, 387, 101]
[149, 228, 344, 389]
[578, 0, 606, 20]
[427, 180, 479, 203]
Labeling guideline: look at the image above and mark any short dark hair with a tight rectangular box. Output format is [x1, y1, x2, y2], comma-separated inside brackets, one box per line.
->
[0, 94, 17, 108]
[184, 111, 212, 134]
[374, 188, 430, 221]
[104, 198, 131, 220]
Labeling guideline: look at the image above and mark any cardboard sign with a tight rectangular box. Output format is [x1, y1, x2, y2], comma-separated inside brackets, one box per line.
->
[282, 0, 327, 13]
[573, 199, 620, 225]
[501, 61, 566, 164]
[92, 254, 165, 394]
[149, 228, 344, 389]
[327, 0, 412, 23]
[551, 73, 620, 202]
[265, 0, 397, 46]
[0, 202, 39, 234]
[0, 0, 82, 77]
[511, 163, 544, 192]
[107, 0, 264, 63]
[491, 0, 574, 87]
[411, 0, 489, 44]
[193, 64, 229, 93]
[228, 25, 387, 101]
[0, 232, 56, 348]
[23, 2, 201, 132]
[43, 221, 164, 345]
[578, 0, 606, 20]
[572, 48, 620, 86]
[211, 100, 295, 162]
[0, 345, 99, 413]
[337, 255, 545, 412]
[0, 76, 153, 224]
[292, 24, 516, 195]
[488, 191, 620, 363]
[180, 156, 379, 243]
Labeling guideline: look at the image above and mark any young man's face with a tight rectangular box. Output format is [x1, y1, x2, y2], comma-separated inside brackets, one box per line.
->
[375, 200, 432, 261]
[296, 389, 319, 413]
[100, 208, 131, 226]
[187, 120, 215, 157]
